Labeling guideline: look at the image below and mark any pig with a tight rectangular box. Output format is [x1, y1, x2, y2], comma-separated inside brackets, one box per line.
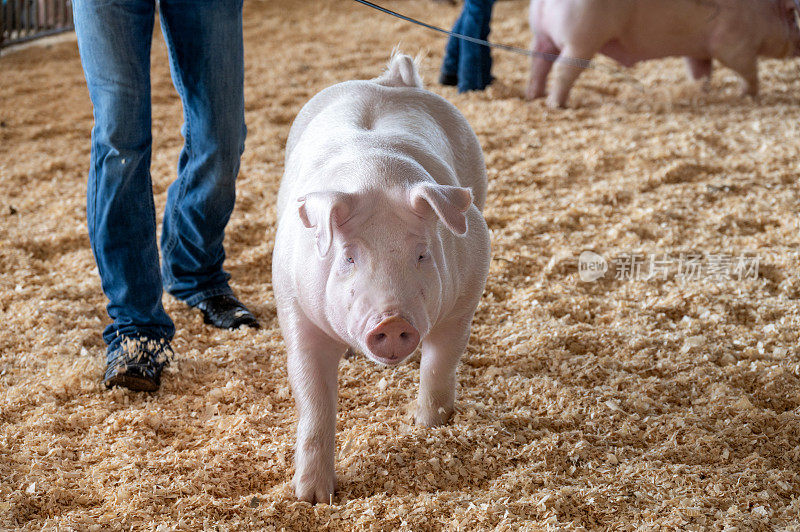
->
[272, 53, 491, 504]
[526, 0, 800, 108]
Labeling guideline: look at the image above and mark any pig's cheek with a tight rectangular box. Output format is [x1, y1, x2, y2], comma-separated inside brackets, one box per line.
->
[417, 261, 440, 300]
[327, 270, 358, 330]
[332, 269, 357, 303]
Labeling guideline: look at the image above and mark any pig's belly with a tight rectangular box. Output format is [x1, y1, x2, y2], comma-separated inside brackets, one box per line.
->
[599, 34, 710, 67]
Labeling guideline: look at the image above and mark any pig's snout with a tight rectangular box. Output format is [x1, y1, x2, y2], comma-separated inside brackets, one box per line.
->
[366, 316, 420, 363]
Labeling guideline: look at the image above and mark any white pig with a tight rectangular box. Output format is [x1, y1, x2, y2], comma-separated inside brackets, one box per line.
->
[527, 0, 800, 108]
[272, 53, 491, 503]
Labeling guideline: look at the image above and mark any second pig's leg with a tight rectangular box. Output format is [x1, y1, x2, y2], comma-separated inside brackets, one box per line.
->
[526, 33, 560, 100]
[685, 57, 713, 90]
[547, 45, 597, 108]
[713, 46, 758, 97]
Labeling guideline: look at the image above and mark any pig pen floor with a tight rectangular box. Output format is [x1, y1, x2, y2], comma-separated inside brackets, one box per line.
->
[2, 0, 800, 529]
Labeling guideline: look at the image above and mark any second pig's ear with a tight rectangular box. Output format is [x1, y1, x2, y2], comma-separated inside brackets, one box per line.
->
[297, 191, 354, 257]
[409, 183, 473, 236]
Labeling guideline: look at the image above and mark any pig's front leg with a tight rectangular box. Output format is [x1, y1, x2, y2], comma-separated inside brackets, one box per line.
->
[547, 45, 597, 109]
[526, 34, 560, 100]
[285, 315, 345, 504]
[415, 316, 472, 428]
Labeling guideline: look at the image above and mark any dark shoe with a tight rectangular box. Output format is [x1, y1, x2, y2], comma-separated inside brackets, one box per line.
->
[195, 294, 260, 330]
[439, 71, 458, 87]
[103, 336, 172, 392]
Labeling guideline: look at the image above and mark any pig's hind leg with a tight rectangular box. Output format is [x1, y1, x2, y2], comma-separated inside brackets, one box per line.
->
[526, 33, 560, 100]
[712, 45, 758, 97]
[284, 313, 347, 503]
[685, 57, 713, 90]
[415, 316, 473, 427]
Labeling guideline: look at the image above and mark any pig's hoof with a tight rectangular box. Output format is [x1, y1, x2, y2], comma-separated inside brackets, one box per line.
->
[525, 85, 545, 101]
[415, 406, 454, 428]
[293, 472, 336, 505]
[546, 96, 567, 109]
[739, 86, 758, 98]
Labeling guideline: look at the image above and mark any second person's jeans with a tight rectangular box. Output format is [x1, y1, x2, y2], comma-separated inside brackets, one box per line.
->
[441, 0, 496, 93]
[72, 0, 246, 350]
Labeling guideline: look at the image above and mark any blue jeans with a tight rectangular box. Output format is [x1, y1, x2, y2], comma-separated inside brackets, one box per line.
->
[72, 0, 246, 350]
[441, 0, 495, 93]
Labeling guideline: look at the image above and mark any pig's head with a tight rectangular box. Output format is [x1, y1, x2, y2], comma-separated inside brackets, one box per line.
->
[297, 182, 472, 366]
[765, 0, 800, 57]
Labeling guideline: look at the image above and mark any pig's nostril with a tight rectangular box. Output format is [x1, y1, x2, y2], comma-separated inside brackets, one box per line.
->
[367, 317, 420, 361]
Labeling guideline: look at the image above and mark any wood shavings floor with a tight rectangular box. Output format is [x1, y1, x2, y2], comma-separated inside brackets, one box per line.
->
[1, 0, 799, 529]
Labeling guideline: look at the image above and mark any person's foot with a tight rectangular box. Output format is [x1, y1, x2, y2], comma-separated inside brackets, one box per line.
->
[195, 294, 260, 330]
[439, 71, 458, 87]
[103, 336, 172, 392]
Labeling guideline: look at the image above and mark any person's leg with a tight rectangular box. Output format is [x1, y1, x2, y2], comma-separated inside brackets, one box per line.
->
[457, 0, 496, 93]
[440, 12, 465, 86]
[72, 0, 174, 348]
[157, 0, 247, 308]
[73, 0, 173, 390]
[478, 0, 495, 86]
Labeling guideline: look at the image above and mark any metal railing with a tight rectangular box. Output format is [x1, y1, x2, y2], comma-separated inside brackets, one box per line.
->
[1, 0, 73, 49]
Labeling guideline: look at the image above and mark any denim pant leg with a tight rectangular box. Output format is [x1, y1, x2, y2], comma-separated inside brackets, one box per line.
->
[457, 0, 496, 93]
[72, 0, 175, 349]
[441, 14, 465, 78]
[479, 1, 494, 85]
[158, 0, 247, 307]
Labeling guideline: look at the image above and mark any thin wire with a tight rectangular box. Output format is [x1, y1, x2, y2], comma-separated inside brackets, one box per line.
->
[353, 0, 565, 63]
[351, 0, 644, 88]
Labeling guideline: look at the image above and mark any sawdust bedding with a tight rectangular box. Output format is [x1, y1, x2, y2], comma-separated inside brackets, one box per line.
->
[1, 0, 799, 529]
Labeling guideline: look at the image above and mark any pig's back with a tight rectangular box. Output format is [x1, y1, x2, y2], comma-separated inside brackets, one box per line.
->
[616, 0, 756, 60]
[534, 0, 761, 63]
[280, 81, 486, 218]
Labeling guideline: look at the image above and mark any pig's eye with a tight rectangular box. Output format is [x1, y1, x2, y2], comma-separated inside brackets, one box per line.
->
[418, 253, 428, 263]
[342, 245, 358, 266]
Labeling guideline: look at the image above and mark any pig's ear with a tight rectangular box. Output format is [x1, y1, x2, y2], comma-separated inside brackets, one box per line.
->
[297, 192, 354, 256]
[409, 183, 473, 236]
